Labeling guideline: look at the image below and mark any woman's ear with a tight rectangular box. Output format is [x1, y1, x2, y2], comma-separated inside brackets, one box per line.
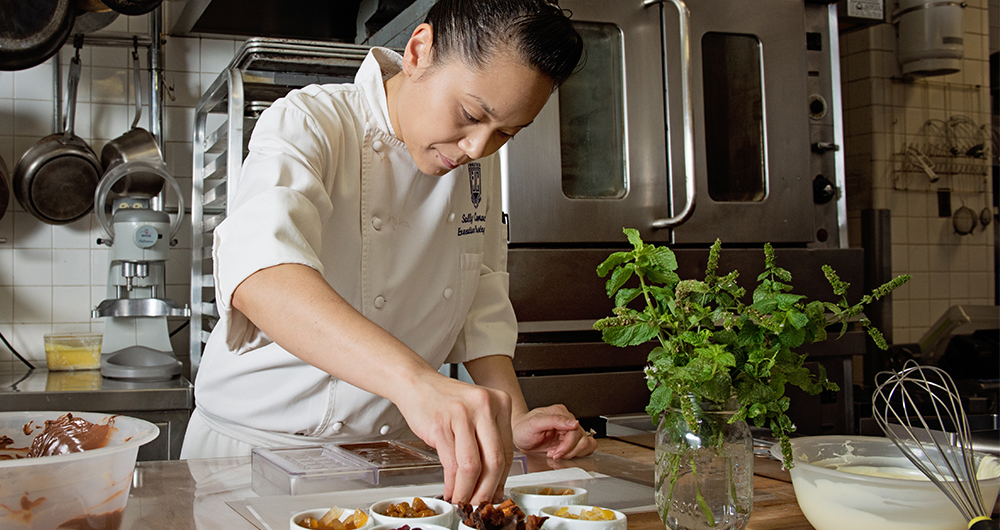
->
[402, 23, 434, 77]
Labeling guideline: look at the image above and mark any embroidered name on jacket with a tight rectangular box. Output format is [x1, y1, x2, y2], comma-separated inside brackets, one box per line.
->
[459, 163, 486, 236]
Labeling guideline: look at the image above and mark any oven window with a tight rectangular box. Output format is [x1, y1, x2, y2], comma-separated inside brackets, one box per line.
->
[702, 32, 766, 202]
[559, 22, 626, 199]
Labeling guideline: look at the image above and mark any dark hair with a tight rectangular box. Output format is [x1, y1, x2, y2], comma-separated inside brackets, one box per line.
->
[424, 0, 583, 87]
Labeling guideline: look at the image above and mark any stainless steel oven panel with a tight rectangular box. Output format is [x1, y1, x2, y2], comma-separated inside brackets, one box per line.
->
[504, 0, 668, 244]
[666, 0, 813, 244]
[504, 0, 819, 245]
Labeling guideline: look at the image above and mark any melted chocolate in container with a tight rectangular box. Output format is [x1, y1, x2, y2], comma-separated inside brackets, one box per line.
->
[0, 413, 117, 460]
[25, 413, 115, 458]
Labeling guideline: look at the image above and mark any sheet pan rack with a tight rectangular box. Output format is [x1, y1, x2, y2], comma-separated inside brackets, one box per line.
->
[190, 38, 370, 377]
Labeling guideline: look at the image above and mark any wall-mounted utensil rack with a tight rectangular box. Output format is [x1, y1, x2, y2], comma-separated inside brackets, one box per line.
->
[892, 116, 991, 193]
[189, 39, 371, 377]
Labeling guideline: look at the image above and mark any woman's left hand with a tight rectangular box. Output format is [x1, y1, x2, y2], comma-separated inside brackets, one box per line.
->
[512, 404, 597, 459]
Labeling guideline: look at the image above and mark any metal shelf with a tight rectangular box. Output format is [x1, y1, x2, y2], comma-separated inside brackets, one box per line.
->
[189, 38, 370, 378]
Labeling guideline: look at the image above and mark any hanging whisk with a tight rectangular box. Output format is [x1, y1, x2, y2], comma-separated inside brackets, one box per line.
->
[873, 361, 999, 530]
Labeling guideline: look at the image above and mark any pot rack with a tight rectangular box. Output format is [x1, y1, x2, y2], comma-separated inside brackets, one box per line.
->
[52, 7, 166, 210]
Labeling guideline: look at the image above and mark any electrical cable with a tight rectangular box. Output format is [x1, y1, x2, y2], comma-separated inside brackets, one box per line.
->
[0, 328, 34, 370]
[169, 320, 188, 337]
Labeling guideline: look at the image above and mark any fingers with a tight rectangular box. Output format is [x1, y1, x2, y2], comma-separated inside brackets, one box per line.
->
[449, 414, 482, 504]
[558, 429, 598, 459]
[465, 388, 511, 505]
[413, 382, 513, 505]
[434, 429, 458, 502]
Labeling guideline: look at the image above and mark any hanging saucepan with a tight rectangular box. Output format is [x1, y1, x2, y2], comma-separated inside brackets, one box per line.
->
[101, 44, 164, 197]
[99, 0, 162, 16]
[71, 0, 119, 35]
[0, 155, 10, 221]
[0, 0, 76, 71]
[12, 45, 102, 224]
[953, 205, 977, 236]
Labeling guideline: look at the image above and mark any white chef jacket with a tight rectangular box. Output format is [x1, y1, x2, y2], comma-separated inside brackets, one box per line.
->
[182, 48, 517, 458]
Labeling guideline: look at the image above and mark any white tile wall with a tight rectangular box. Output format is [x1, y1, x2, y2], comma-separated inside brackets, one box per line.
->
[840, 2, 998, 345]
[0, 15, 242, 371]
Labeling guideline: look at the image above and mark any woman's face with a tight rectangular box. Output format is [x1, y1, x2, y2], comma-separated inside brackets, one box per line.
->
[388, 30, 554, 176]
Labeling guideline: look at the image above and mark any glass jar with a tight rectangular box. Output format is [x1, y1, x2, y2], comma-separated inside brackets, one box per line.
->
[655, 395, 753, 530]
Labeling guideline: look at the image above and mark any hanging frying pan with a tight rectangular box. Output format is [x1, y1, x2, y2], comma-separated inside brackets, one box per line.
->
[13, 45, 101, 224]
[99, 0, 162, 16]
[0, 155, 9, 221]
[0, 0, 76, 71]
[71, 0, 119, 36]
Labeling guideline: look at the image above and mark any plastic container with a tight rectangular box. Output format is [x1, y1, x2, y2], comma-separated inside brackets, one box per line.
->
[0, 411, 159, 530]
[44, 332, 103, 371]
[252, 440, 527, 496]
[770, 435, 1000, 530]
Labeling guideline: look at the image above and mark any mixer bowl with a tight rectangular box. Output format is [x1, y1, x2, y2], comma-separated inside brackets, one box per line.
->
[0, 411, 158, 529]
[771, 435, 1000, 530]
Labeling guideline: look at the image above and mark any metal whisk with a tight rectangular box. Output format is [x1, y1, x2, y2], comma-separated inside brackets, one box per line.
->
[873, 361, 999, 530]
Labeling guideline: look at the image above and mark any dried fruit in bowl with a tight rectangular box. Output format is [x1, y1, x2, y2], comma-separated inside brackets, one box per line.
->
[381, 498, 438, 518]
[535, 487, 574, 495]
[457, 499, 548, 530]
[554, 507, 615, 521]
[296, 507, 369, 529]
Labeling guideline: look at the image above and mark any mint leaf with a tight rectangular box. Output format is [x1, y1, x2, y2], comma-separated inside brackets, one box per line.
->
[606, 265, 634, 297]
[624, 228, 643, 250]
[601, 322, 659, 346]
[597, 251, 632, 277]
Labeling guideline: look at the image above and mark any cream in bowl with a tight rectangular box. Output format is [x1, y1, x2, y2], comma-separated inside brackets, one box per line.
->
[369, 497, 454, 529]
[771, 435, 1000, 530]
[509, 485, 588, 516]
[538, 505, 626, 530]
[291, 506, 372, 530]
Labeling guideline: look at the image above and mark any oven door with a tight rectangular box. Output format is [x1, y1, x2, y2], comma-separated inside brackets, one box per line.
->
[502, 0, 815, 245]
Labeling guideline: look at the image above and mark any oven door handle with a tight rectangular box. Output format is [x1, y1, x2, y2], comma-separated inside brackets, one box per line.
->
[645, 0, 696, 230]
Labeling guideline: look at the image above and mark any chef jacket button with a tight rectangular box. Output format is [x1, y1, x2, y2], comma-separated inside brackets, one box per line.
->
[443, 288, 453, 299]
[373, 140, 384, 152]
[372, 217, 383, 230]
[374, 296, 386, 309]
[448, 213, 455, 222]
[379, 424, 390, 436]
[332, 422, 344, 433]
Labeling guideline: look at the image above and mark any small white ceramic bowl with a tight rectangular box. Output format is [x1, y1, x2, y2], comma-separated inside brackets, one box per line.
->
[289, 507, 374, 530]
[538, 505, 626, 530]
[370, 524, 452, 530]
[370, 497, 455, 529]
[509, 485, 588, 516]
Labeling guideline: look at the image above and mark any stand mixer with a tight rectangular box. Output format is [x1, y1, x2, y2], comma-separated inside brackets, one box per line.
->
[92, 160, 189, 381]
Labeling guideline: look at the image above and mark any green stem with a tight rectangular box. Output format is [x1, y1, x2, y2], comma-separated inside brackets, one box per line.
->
[691, 457, 717, 527]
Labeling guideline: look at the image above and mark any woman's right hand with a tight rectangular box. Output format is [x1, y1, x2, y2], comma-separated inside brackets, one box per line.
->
[394, 374, 514, 505]
[231, 264, 514, 504]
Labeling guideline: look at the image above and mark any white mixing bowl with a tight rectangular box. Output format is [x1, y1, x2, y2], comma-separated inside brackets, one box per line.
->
[0, 411, 158, 530]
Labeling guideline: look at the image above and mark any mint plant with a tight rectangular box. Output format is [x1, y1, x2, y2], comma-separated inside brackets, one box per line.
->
[595, 228, 910, 466]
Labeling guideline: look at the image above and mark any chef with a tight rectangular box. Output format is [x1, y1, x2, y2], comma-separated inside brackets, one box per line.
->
[181, 0, 594, 505]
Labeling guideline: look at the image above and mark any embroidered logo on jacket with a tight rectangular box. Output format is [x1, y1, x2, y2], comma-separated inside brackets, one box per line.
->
[468, 162, 482, 209]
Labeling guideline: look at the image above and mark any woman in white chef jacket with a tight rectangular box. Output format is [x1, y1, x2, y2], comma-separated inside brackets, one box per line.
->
[181, 0, 593, 504]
